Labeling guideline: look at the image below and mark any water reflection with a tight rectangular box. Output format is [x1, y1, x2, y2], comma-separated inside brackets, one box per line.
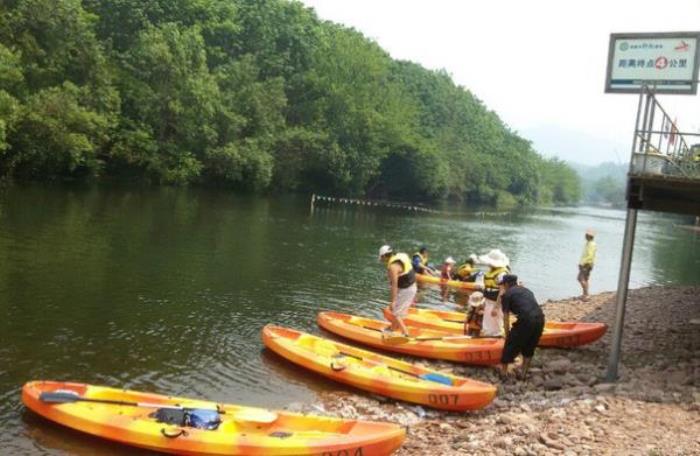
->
[0, 184, 697, 454]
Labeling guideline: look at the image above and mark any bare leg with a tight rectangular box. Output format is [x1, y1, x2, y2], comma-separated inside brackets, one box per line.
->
[518, 357, 532, 380]
[395, 316, 409, 336]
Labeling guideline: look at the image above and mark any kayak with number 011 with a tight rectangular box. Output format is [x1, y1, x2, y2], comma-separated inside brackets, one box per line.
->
[262, 325, 497, 411]
[22, 380, 405, 455]
[317, 311, 504, 365]
[404, 308, 607, 347]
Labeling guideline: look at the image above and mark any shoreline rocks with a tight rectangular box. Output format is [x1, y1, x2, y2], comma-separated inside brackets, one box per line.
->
[306, 285, 699, 455]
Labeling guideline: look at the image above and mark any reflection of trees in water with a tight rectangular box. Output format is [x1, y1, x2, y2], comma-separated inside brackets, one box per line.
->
[650, 226, 699, 286]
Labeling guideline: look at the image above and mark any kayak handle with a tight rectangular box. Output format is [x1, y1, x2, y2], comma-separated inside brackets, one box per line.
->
[330, 361, 346, 371]
[161, 428, 186, 439]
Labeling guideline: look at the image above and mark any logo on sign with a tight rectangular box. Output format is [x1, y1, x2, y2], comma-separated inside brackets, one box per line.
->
[655, 57, 668, 69]
[620, 42, 629, 51]
[675, 40, 689, 52]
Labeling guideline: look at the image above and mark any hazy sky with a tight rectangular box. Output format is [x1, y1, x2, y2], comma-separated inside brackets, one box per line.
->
[300, 0, 700, 165]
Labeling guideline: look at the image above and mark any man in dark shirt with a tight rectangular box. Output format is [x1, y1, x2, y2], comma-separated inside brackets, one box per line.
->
[497, 274, 545, 380]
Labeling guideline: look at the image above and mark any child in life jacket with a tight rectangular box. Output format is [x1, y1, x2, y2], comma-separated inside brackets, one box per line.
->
[464, 292, 486, 336]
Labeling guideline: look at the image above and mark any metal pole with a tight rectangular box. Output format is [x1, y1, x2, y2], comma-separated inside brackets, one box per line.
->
[605, 86, 647, 382]
[605, 207, 638, 381]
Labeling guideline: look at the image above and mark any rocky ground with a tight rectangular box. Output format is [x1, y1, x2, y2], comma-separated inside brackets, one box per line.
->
[287, 286, 700, 455]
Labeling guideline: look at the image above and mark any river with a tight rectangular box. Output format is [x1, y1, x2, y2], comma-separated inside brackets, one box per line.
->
[0, 184, 698, 454]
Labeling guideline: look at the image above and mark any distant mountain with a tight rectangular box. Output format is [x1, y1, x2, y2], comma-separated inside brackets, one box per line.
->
[521, 125, 629, 166]
[569, 162, 628, 206]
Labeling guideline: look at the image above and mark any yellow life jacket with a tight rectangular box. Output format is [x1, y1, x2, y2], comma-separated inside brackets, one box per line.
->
[388, 253, 416, 289]
[483, 266, 508, 300]
[456, 263, 474, 280]
[413, 251, 428, 267]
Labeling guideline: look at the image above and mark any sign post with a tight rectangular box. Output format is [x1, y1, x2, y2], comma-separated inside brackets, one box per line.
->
[604, 31, 699, 382]
[605, 32, 700, 94]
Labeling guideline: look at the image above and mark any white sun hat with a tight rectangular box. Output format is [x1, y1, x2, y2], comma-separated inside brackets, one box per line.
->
[378, 245, 393, 260]
[477, 249, 510, 268]
[444, 256, 456, 264]
[468, 291, 485, 308]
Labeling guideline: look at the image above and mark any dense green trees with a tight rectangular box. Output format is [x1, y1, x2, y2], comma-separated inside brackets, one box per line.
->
[0, 0, 581, 205]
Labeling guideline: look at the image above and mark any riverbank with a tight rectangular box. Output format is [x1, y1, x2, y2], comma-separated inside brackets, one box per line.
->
[287, 286, 699, 455]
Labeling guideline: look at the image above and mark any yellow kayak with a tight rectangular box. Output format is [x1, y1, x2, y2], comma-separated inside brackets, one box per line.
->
[416, 273, 482, 291]
[404, 308, 607, 347]
[23, 380, 405, 455]
[317, 311, 504, 365]
[263, 325, 496, 411]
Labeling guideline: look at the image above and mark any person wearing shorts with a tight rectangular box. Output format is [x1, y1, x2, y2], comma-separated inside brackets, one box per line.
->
[577, 229, 596, 300]
[497, 274, 545, 380]
[378, 245, 417, 336]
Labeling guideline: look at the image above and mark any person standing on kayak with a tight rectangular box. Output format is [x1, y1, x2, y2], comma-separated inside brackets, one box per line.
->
[577, 229, 597, 301]
[412, 246, 437, 276]
[477, 249, 510, 337]
[379, 245, 417, 337]
[497, 274, 545, 380]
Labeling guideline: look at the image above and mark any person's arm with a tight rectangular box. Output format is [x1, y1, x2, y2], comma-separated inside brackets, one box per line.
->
[501, 290, 511, 337]
[411, 255, 423, 273]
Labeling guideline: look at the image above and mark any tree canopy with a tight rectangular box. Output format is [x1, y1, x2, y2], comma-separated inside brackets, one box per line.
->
[0, 0, 581, 205]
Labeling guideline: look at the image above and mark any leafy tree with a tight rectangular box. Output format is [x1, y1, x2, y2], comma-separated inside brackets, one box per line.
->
[0, 0, 581, 204]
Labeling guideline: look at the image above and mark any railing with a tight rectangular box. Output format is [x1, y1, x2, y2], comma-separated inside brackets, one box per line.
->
[630, 86, 700, 178]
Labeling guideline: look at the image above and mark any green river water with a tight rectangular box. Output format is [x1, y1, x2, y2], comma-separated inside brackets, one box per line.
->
[0, 183, 698, 454]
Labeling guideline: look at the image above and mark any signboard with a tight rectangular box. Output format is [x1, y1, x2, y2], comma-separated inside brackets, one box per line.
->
[605, 32, 700, 94]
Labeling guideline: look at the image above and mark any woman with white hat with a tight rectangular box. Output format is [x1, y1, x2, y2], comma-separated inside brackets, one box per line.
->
[476, 249, 511, 337]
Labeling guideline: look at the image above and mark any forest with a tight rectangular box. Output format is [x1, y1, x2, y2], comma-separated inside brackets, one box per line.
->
[0, 0, 581, 205]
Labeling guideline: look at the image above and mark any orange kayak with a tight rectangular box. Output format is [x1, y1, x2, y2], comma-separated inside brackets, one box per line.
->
[23, 381, 405, 455]
[262, 325, 496, 411]
[416, 273, 482, 291]
[317, 311, 503, 365]
[404, 308, 608, 347]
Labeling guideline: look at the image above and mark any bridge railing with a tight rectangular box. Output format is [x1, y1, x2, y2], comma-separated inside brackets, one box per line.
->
[631, 87, 700, 178]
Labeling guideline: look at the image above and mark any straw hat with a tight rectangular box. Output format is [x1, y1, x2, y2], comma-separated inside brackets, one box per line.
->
[444, 256, 456, 264]
[476, 249, 510, 268]
[468, 292, 485, 308]
[585, 228, 596, 237]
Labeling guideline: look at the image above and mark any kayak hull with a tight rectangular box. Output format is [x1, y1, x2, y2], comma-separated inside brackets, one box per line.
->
[22, 381, 405, 455]
[404, 308, 607, 348]
[416, 273, 482, 291]
[317, 312, 504, 366]
[262, 325, 497, 411]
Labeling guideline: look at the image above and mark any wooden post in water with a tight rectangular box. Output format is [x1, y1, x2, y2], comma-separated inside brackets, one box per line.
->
[310, 193, 316, 215]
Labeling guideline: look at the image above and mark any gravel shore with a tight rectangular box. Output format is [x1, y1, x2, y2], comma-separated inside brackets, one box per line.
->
[287, 286, 700, 455]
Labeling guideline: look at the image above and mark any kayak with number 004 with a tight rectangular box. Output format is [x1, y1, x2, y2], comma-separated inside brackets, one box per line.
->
[22, 380, 405, 455]
[262, 325, 497, 411]
[317, 311, 504, 365]
[416, 273, 482, 291]
[404, 308, 607, 347]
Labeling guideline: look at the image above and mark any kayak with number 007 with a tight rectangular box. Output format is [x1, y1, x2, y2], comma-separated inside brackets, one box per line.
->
[416, 273, 482, 291]
[262, 325, 497, 411]
[22, 380, 405, 455]
[317, 311, 504, 365]
[404, 308, 607, 347]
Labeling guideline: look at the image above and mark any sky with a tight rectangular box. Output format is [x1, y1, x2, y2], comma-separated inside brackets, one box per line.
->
[299, 0, 700, 165]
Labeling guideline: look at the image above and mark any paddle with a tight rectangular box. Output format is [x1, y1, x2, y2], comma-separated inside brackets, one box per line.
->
[40, 391, 185, 410]
[335, 352, 452, 386]
[40, 391, 279, 424]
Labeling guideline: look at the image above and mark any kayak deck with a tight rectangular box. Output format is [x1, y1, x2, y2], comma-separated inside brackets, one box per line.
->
[23, 381, 405, 455]
[416, 273, 482, 291]
[317, 311, 504, 365]
[405, 308, 607, 347]
[263, 325, 497, 411]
